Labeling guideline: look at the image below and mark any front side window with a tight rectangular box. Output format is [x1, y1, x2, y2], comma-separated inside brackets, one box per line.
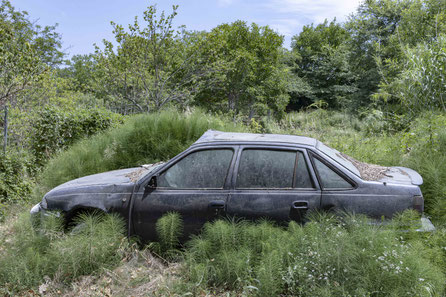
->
[158, 149, 233, 189]
[237, 149, 296, 188]
[313, 158, 353, 189]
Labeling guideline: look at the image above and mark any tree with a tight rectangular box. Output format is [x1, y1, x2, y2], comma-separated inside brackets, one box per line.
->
[195, 21, 289, 119]
[58, 54, 98, 94]
[376, 34, 446, 115]
[95, 5, 209, 112]
[346, 0, 446, 110]
[346, 0, 412, 107]
[0, 0, 63, 107]
[289, 19, 357, 110]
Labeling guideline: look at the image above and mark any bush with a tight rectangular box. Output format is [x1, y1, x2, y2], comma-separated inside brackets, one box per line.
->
[377, 34, 446, 116]
[180, 214, 445, 296]
[30, 106, 124, 165]
[0, 212, 127, 295]
[0, 151, 34, 207]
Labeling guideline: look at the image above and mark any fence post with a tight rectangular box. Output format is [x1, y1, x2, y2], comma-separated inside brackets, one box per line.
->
[3, 105, 7, 154]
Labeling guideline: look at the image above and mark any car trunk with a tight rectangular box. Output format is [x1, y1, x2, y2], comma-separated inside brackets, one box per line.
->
[378, 167, 423, 186]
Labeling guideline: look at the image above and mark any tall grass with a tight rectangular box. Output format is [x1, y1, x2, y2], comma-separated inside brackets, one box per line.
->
[180, 213, 445, 296]
[37, 109, 247, 200]
[0, 212, 127, 295]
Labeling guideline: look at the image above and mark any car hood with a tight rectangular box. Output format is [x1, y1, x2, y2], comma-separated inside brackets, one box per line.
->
[49, 163, 164, 193]
[51, 168, 140, 191]
[378, 167, 423, 186]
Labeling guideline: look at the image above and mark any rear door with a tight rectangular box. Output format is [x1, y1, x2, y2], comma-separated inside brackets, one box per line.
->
[226, 146, 321, 223]
[311, 153, 413, 218]
[132, 146, 236, 242]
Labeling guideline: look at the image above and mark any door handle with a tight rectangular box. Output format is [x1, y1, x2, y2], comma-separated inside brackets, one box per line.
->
[292, 200, 308, 210]
[290, 200, 309, 222]
[209, 200, 225, 209]
[208, 200, 226, 217]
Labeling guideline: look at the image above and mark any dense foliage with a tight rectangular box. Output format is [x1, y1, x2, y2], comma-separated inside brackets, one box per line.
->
[0, 213, 127, 294]
[29, 107, 124, 165]
[0, 0, 62, 107]
[179, 213, 444, 296]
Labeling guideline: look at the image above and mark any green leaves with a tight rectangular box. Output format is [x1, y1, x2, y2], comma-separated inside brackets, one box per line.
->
[195, 21, 289, 119]
[377, 35, 446, 115]
[289, 19, 357, 110]
[0, 0, 63, 107]
[29, 106, 124, 165]
[95, 5, 204, 112]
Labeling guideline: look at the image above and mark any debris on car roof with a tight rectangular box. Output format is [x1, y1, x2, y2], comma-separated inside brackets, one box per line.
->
[340, 153, 389, 181]
[125, 162, 165, 183]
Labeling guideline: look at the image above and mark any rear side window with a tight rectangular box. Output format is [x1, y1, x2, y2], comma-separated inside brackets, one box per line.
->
[158, 149, 233, 189]
[236, 149, 296, 188]
[313, 158, 353, 189]
[294, 152, 313, 188]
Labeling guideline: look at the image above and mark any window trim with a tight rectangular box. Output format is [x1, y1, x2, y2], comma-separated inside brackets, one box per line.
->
[309, 152, 357, 191]
[234, 147, 316, 190]
[156, 147, 236, 190]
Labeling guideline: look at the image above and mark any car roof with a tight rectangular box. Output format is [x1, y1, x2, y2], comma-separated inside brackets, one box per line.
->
[194, 130, 318, 147]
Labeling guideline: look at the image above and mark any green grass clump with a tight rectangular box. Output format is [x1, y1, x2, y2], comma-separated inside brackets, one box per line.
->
[180, 213, 445, 296]
[0, 212, 127, 295]
[149, 211, 184, 260]
[37, 109, 247, 200]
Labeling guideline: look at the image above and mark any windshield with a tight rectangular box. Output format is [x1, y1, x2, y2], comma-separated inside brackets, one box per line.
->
[316, 142, 361, 177]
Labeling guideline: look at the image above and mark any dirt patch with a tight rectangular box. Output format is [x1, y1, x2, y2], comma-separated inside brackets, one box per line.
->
[340, 153, 390, 181]
[42, 248, 181, 297]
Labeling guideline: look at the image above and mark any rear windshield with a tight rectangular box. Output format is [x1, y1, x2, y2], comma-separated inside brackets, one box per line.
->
[316, 142, 361, 177]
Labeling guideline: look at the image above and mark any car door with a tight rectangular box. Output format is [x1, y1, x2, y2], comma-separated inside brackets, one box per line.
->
[131, 146, 236, 242]
[226, 146, 321, 223]
[310, 153, 412, 219]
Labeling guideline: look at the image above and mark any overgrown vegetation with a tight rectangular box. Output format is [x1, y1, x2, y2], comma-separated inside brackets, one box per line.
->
[177, 213, 445, 296]
[1, 0, 446, 295]
[37, 109, 247, 199]
[149, 212, 184, 260]
[0, 212, 127, 295]
[29, 106, 124, 165]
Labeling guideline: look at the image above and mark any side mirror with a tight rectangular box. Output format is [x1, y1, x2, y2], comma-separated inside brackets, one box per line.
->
[147, 175, 157, 189]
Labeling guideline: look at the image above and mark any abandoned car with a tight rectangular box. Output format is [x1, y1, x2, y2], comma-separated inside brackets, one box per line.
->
[31, 130, 433, 241]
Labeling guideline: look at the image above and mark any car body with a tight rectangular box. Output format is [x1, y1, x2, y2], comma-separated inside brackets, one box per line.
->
[30, 130, 434, 242]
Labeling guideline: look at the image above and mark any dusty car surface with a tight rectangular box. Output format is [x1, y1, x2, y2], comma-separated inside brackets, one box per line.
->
[31, 130, 433, 242]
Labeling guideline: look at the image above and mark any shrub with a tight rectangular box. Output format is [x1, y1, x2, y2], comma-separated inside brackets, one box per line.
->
[181, 214, 445, 296]
[30, 106, 124, 165]
[0, 150, 34, 207]
[377, 34, 446, 116]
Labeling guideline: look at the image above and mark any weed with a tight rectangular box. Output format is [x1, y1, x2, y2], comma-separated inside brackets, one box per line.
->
[0, 212, 127, 295]
[149, 212, 183, 260]
[179, 214, 445, 296]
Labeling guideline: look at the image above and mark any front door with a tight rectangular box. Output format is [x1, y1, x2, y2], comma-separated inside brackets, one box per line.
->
[226, 147, 321, 223]
[132, 147, 236, 242]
